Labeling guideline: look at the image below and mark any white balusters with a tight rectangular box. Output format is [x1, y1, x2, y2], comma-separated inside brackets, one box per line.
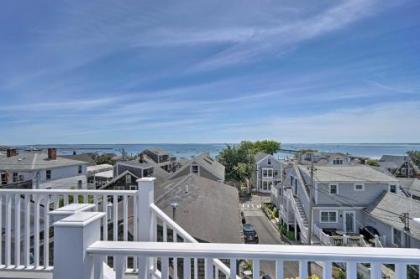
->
[275, 259, 283, 279]
[346, 261, 357, 279]
[323, 261, 332, 279]
[253, 259, 260, 279]
[115, 256, 126, 279]
[184, 257, 191, 279]
[371, 263, 381, 279]
[161, 256, 169, 279]
[5, 194, 12, 267]
[230, 259, 237, 279]
[395, 263, 407, 279]
[113, 194, 118, 241]
[14, 194, 21, 267]
[24, 194, 30, 267]
[205, 258, 214, 279]
[43, 197, 50, 269]
[34, 196, 40, 268]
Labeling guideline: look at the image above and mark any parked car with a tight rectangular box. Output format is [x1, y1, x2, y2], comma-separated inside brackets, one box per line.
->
[243, 223, 259, 243]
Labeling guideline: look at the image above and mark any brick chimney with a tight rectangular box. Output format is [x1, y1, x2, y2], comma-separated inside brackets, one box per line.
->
[7, 149, 17, 157]
[48, 148, 57, 160]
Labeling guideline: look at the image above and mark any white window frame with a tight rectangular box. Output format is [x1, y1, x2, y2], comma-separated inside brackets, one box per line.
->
[389, 184, 397, 194]
[262, 168, 273, 178]
[329, 184, 338, 195]
[354, 183, 365, 191]
[319, 210, 338, 223]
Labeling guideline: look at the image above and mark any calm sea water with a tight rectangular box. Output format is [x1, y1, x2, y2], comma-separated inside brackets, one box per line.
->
[26, 143, 420, 159]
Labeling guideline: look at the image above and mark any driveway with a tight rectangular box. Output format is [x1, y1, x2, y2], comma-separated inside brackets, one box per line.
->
[242, 198, 300, 278]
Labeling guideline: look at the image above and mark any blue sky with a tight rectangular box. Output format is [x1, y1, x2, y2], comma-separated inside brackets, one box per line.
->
[1, 0, 419, 144]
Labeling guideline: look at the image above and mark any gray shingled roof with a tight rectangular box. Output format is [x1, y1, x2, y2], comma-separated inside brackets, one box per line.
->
[255, 152, 268, 163]
[299, 165, 399, 183]
[144, 147, 170, 156]
[193, 153, 225, 180]
[368, 192, 420, 241]
[170, 153, 225, 181]
[398, 178, 420, 195]
[154, 174, 242, 243]
[0, 151, 88, 171]
[379, 155, 410, 170]
[117, 160, 154, 169]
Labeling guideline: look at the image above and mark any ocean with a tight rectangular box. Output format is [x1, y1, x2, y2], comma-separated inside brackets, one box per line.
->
[24, 143, 420, 160]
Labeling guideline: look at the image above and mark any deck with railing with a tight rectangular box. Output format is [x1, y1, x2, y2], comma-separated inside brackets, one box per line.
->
[1, 177, 420, 279]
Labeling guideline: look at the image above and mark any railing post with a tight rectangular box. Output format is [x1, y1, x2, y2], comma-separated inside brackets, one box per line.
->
[52, 212, 105, 279]
[137, 177, 156, 279]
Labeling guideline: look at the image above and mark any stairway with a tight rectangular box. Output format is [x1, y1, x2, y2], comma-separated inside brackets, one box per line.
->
[293, 196, 309, 228]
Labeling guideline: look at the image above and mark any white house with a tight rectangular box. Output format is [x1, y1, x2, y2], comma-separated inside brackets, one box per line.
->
[0, 148, 88, 189]
[253, 152, 283, 194]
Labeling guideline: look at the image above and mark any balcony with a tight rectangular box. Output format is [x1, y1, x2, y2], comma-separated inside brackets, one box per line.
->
[0, 178, 419, 279]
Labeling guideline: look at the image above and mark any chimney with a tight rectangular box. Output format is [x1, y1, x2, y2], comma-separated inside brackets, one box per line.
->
[48, 148, 57, 160]
[7, 149, 17, 157]
[139, 153, 145, 163]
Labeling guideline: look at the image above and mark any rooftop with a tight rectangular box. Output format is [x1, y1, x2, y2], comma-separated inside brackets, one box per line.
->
[117, 159, 154, 169]
[299, 165, 399, 183]
[368, 192, 420, 240]
[0, 151, 88, 171]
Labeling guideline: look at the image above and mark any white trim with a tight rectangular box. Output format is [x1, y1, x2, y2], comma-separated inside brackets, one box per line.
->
[256, 154, 280, 165]
[262, 168, 273, 178]
[354, 183, 365, 191]
[329, 184, 338, 195]
[343, 211, 356, 233]
[319, 210, 338, 223]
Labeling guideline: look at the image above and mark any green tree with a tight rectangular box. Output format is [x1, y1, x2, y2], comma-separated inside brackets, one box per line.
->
[366, 159, 380, 167]
[407, 150, 420, 167]
[218, 140, 281, 183]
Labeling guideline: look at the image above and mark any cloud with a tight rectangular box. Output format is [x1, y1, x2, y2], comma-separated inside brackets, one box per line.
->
[220, 101, 420, 143]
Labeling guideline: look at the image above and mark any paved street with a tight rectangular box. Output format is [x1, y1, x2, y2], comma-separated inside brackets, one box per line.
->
[241, 196, 300, 278]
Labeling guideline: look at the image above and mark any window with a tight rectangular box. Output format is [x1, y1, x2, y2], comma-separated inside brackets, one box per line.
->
[191, 165, 199, 174]
[267, 158, 271, 165]
[333, 158, 343, 165]
[263, 168, 273, 178]
[46, 170, 52, 180]
[262, 181, 272, 191]
[13, 172, 18, 183]
[1, 173, 7, 185]
[329, 184, 338, 195]
[274, 170, 279, 177]
[354, 184, 364, 191]
[77, 180, 82, 189]
[78, 165, 83, 174]
[392, 228, 402, 247]
[389, 185, 397, 193]
[320, 211, 337, 223]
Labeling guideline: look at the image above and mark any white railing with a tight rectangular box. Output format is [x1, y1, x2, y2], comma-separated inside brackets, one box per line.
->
[313, 224, 331, 245]
[0, 188, 138, 270]
[284, 189, 308, 242]
[87, 241, 420, 279]
[150, 204, 236, 279]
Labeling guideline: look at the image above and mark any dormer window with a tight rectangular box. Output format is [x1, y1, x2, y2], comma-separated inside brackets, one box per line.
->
[191, 164, 199, 174]
[329, 184, 338, 195]
[389, 185, 397, 193]
[268, 158, 271, 165]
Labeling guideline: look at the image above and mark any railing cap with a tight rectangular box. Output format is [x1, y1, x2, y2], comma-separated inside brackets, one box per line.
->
[54, 212, 105, 228]
[49, 203, 95, 216]
[137, 177, 156, 183]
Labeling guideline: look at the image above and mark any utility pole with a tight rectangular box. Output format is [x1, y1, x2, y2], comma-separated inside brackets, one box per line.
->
[307, 154, 315, 245]
[400, 212, 410, 247]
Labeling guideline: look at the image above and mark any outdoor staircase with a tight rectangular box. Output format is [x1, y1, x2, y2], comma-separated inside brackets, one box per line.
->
[294, 195, 309, 228]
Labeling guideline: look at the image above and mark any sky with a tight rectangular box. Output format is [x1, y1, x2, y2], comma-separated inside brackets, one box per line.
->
[1, 0, 419, 144]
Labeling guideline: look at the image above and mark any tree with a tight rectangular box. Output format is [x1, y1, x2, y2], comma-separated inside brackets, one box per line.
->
[407, 150, 420, 167]
[218, 140, 281, 184]
[366, 159, 380, 167]
[252, 140, 281, 155]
